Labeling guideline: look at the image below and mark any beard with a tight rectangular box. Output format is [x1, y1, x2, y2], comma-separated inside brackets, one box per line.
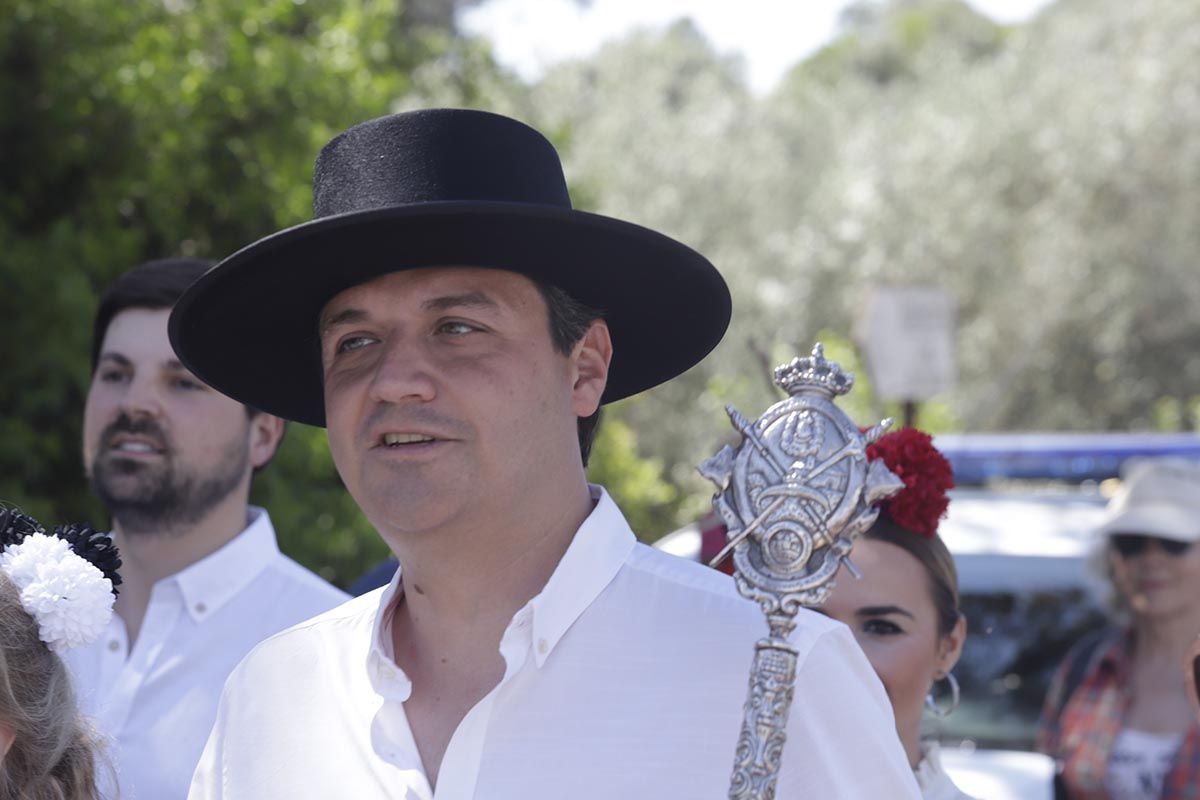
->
[89, 413, 250, 536]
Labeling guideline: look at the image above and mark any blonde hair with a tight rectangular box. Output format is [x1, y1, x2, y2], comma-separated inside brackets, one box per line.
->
[0, 573, 104, 800]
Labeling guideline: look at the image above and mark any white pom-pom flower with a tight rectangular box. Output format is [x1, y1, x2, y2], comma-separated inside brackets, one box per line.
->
[0, 533, 115, 652]
[0, 534, 72, 587]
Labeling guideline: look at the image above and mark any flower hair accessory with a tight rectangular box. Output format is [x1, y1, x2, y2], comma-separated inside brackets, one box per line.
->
[864, 429, 955, 538]
[0, 507, 121, 653]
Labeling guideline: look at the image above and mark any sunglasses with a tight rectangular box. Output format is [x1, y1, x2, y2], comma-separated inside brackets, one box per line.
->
[1110, 533, 1194, 558]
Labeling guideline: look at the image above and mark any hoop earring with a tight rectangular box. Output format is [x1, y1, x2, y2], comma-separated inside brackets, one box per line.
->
[925, 672, 960, 719]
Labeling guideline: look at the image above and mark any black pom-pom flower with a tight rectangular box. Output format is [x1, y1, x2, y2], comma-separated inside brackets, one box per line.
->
[0, 506, 45, 549]
[54, 523, 122, 596]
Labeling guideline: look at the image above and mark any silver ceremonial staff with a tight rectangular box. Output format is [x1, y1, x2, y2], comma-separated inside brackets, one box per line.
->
[699, 344, 904, 800]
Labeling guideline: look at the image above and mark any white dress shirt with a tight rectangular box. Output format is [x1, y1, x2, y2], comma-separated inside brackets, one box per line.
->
[64, 508, 349, 800]
[190, 488, 921, 799]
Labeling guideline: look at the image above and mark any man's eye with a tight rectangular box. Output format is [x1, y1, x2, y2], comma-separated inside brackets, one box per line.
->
[862, 619, 903, 636]
[172, 377, 204, 391]
[438, 321, 480, 336]
[336, 335, 377, 354]
[98, 369, 129, 384]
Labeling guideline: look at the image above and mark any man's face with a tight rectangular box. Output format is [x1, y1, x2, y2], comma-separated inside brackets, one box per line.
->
[83, 308, 254, 534]
[319, 267, 604, 539]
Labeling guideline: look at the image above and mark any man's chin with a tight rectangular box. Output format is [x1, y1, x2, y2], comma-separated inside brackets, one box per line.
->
[91, 470, 173, 530]
[93, 475, 163, 504]
[363, 492, 472, 539]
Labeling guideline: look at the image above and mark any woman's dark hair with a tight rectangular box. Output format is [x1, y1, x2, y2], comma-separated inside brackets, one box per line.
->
[864, 514, 962, 637]
[534, 281, 604, 467]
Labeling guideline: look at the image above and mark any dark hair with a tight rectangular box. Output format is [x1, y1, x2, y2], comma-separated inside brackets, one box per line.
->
[534, 281, 604, 467]
[91, 258, 215, 370]
[864, 514, 962, 637]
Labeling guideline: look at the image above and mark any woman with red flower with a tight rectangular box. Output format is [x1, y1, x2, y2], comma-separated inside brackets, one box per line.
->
[820, 428, 975, 800]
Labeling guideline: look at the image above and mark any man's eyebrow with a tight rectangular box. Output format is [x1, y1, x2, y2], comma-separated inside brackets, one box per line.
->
[320, 292, 500, 335]
[165, 359, 192, 372]
[319, 308, 370, 335]
[97, 352, 132, 368]
[421, 291, 498, 313]
[856, 605, 915, 620]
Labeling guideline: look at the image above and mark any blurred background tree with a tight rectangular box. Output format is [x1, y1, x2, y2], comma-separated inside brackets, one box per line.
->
[0, 0, 466, 584]
[4, 0, 1199, 586]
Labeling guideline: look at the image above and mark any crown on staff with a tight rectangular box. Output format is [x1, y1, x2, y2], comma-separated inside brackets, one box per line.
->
[773, 343, 855, 397]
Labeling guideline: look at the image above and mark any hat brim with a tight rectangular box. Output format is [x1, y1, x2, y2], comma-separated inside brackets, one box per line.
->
[1098, 505, 1200, 543]
[169, 202, 731, 427]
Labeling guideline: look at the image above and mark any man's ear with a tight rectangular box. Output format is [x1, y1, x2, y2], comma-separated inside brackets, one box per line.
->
[570, 320, 612, 419]
[248, 413, 287, 471]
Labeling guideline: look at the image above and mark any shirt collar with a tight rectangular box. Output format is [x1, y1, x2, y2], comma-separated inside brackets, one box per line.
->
[527, 485, 635, 667]
[366, 485, 637, 679]
[367, 567, 407, 697]
[172, 507, 281, 623]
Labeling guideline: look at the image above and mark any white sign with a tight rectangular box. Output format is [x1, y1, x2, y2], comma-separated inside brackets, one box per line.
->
[857, 285, 957, 401]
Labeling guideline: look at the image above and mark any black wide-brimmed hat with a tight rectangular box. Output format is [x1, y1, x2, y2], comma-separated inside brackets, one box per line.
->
[169, 109, 731, 426]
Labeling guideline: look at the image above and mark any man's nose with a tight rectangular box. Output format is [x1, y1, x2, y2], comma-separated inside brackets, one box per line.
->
[118, 373, 165, 417]
[368, 337, 438, 404]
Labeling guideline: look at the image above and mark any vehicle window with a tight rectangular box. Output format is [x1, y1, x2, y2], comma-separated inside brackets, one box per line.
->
[931, 585, 1107, 750]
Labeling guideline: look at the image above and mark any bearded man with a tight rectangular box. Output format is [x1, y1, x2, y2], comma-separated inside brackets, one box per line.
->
[65, 258, 349, 800]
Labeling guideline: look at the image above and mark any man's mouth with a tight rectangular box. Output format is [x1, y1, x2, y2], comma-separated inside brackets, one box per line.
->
[380, 433, 437, 447]
[106, 435, 166, 456]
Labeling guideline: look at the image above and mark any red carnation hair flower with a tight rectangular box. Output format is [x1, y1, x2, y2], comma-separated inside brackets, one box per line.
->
[865, 428, 955, 538]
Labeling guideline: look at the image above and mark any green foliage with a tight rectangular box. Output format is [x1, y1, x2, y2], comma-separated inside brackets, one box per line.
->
[1, 0, 449, 587]
[585, 413, 679, 540]
[8, 0, 1199, 587]
[0, 0, 685, 586]
[797, 0, 1004, 88]
[249, 425, 388, 587]
[1150, 396, 1200, 433]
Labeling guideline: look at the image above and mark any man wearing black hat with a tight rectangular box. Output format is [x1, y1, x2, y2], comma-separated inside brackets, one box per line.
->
[175, 110, 920, 798]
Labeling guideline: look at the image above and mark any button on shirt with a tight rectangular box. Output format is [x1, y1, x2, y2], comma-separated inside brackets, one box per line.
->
[190, 488, 921, 799]
[64, 508, 349, 800]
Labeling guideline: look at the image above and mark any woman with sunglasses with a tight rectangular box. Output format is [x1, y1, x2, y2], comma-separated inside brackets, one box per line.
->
[1037, 458, 1200, 800]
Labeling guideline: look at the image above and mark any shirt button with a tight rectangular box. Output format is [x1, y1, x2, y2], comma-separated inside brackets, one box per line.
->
[537, 638, 548, 655]
[107, 640, 120, 652]
[194, 602, 207, 614]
